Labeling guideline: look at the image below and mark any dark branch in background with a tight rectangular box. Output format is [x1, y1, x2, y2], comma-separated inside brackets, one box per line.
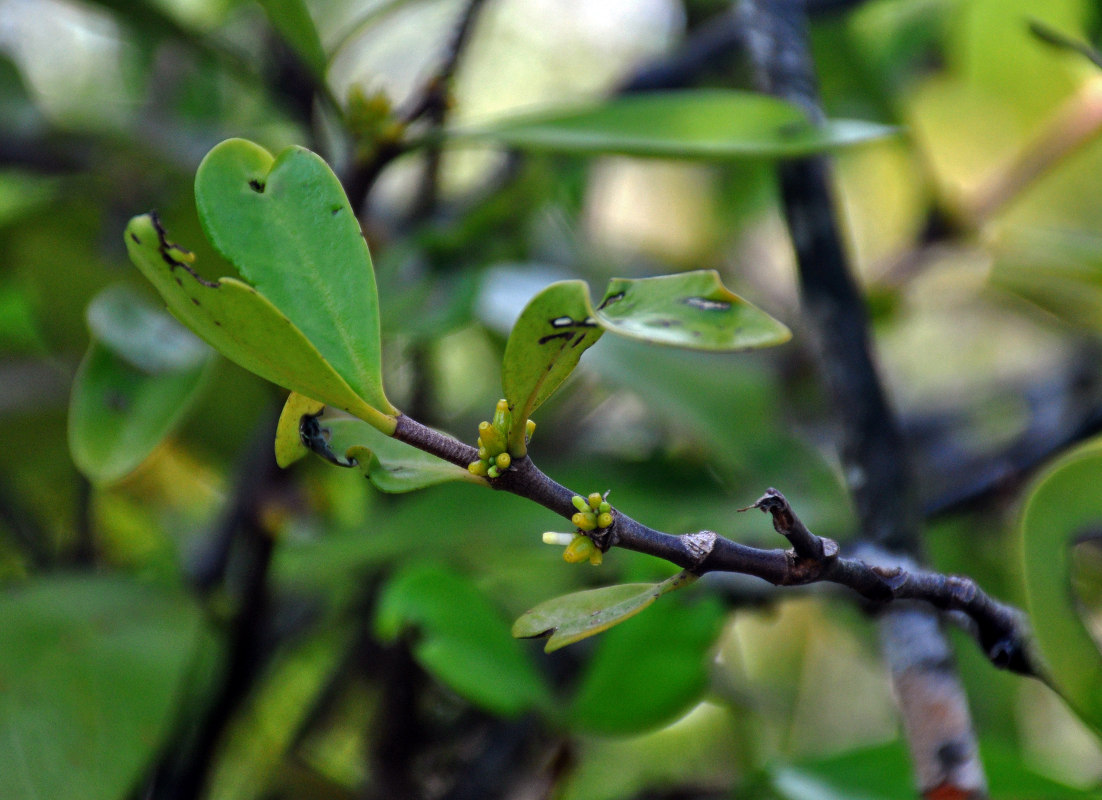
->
[391, 415, 1038, 678]
[618, 8, 747, 93]
[735, 1, 986, 796]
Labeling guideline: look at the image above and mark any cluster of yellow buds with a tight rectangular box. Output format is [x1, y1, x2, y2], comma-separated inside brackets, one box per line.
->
[467, 399, 535, 479]
[542, 493, 614, 566]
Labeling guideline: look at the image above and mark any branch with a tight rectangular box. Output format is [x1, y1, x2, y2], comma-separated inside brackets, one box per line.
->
[391, 415, 1038, 678]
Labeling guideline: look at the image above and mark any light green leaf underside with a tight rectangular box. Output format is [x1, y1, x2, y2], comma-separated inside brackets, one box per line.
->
[0, 575, 204, 800]
[125, 214, 393, 432]
[195, 138, 393, 416]
[274, 391, 325, 468]
[69, 339, 213, 485]
[375, 564, 551, 717]
[325, 417, 480, 492]
[451, 90, 897, 160]
[1019, 436, 1102, 737]
[501, 280, 603, 450]
[595, 270, 791, 349]
[512, 571, 698, 652]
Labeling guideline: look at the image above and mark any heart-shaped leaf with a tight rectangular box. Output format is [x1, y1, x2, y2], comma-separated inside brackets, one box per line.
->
[195, 138, 394, 418]
[595, 270, 791, 350]
[323, 417, 480, 492]
[501, 280, 603, 453]
[1019, 437, 1102, 737]
[126, 213, 394, 433]
[274, 391, 325, 468]
[512, 571, 698, 652]
[450, 90, 897, 160]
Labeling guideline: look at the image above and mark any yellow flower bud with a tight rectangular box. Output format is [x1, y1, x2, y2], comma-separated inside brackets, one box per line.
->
[468, 460, 488, 476]
[588, 549, 603, 566]
[597, 512, 613, 529]
[525, 419, 536, 443]
[495, 452, 511, 470]
[478, 420, 506, 454]
[572, 512, 597, 531]
[588, 493, 603, 510]
[563, 535, 595, 563]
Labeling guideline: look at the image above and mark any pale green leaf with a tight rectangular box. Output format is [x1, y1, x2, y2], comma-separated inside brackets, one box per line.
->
[257, 0, 326, 77]
[195, 138, 394, 417]
[126, 213, 394, 432]
[594, 270, 791, 350]
[274, 391, 325, 468]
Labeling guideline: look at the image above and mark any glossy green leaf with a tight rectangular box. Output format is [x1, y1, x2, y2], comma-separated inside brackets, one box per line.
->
[195, 138, 394, 417]
[501, 280, 603, 452]
[512, 571, 698, 652]
[594, 270, 791, 350]
[0, 575, 205, 800]
[274, 391, 324, 468]
[126, 213, 394, 432]
[257, 0, 326, 77]
[451, 90, 896, 160]
[325, 417, 480, 492]
[375, 564, 551, 717]
[1019, 437, 1102, 737]
[69, 339, 213, 485]
[565, 593, 725, 735]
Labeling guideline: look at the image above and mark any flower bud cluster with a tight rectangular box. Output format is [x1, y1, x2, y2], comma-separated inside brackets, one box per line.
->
[467, 399, 534, 479]
[548, 492, 614, 566]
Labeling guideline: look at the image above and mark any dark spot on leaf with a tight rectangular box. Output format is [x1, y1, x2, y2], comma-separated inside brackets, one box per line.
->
[105, 390, 128, 412]
[684, 296, 731, 312]
[648, 318, 682, 328]
[214, 320, 222, 326]
[248, 179, 265, 193]
[598, 291, 625, 310]
[129, 232, 140, 244]
[331, 206, 341, 215]
[190, 297, 200, 305]
[538, 332, 573, 345]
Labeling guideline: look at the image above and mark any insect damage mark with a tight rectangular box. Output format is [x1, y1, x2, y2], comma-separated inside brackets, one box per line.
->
[683, 296, 731, 312]
[150, 212, 217, 288]
[598, 291, 625, 310]
[540, 315, 598, 345]
[248, 179, 266, 193]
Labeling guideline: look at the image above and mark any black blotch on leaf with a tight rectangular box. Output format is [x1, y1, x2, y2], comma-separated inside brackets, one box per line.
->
[129, 232, 140, 244]
[248, 179, 265, 193]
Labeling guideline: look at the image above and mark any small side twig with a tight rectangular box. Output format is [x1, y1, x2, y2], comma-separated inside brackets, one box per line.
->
[740, 487, 834, 561]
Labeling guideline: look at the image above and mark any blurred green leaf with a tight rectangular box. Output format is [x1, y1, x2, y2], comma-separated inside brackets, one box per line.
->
[69, 339, 213, 485]
[0, 279, 45, 353]
[565, 592, 725, 735]
[125, 213, 393, 430]
[501, 280, 603, 452]
[325, 416, 480, 492]
[1019, 436, 1102, 738]
[87, 284, 210, 373]
[0, 575, 205, 800]
[375, 564, 551, 717]
[512, 571, 697, 652]
[195, 139, 394, 417]
[594, 270, 791, 350]
[257, 0, 327, 77]
[451, 91, 896, 160]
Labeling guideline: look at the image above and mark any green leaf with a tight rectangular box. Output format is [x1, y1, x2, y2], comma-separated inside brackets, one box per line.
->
[325, 417, 480, 492]
[594, 270, 791, 350]
[0, 575, 205, 800]
[512, 571, 698, 652]
[274, 391, 325, 468]
[1019, 437, 1102, 737]
[565, 593, 725, 735]
[69, 339, 213, 485]
[451, 90, 897, 160]
[375, 564, 551, 717]
[194, 138, 394, 418]
[125, 213, 395, 432]
[86, 284, 210, 373]
[501, 280, 603, 452]
[257, 0, 327, 77]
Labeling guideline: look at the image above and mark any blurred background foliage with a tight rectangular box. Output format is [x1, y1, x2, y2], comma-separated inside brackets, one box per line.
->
[1, 0, 1102, 798]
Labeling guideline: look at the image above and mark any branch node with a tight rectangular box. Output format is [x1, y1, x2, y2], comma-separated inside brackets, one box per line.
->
[683, 530, 718, 573]
[741, 488, 829, 561]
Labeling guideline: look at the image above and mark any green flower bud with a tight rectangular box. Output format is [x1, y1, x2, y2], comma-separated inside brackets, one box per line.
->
[487, 464, 501, 479]
[597, 512, 613, 529]
[525, 419, 536, 443]
[572, 495, 589, 513]
[598, 501, 611, 514]
[492, 398, 512, 438]
[478, 447, 489, 460]
[468, 460, 488, 476]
